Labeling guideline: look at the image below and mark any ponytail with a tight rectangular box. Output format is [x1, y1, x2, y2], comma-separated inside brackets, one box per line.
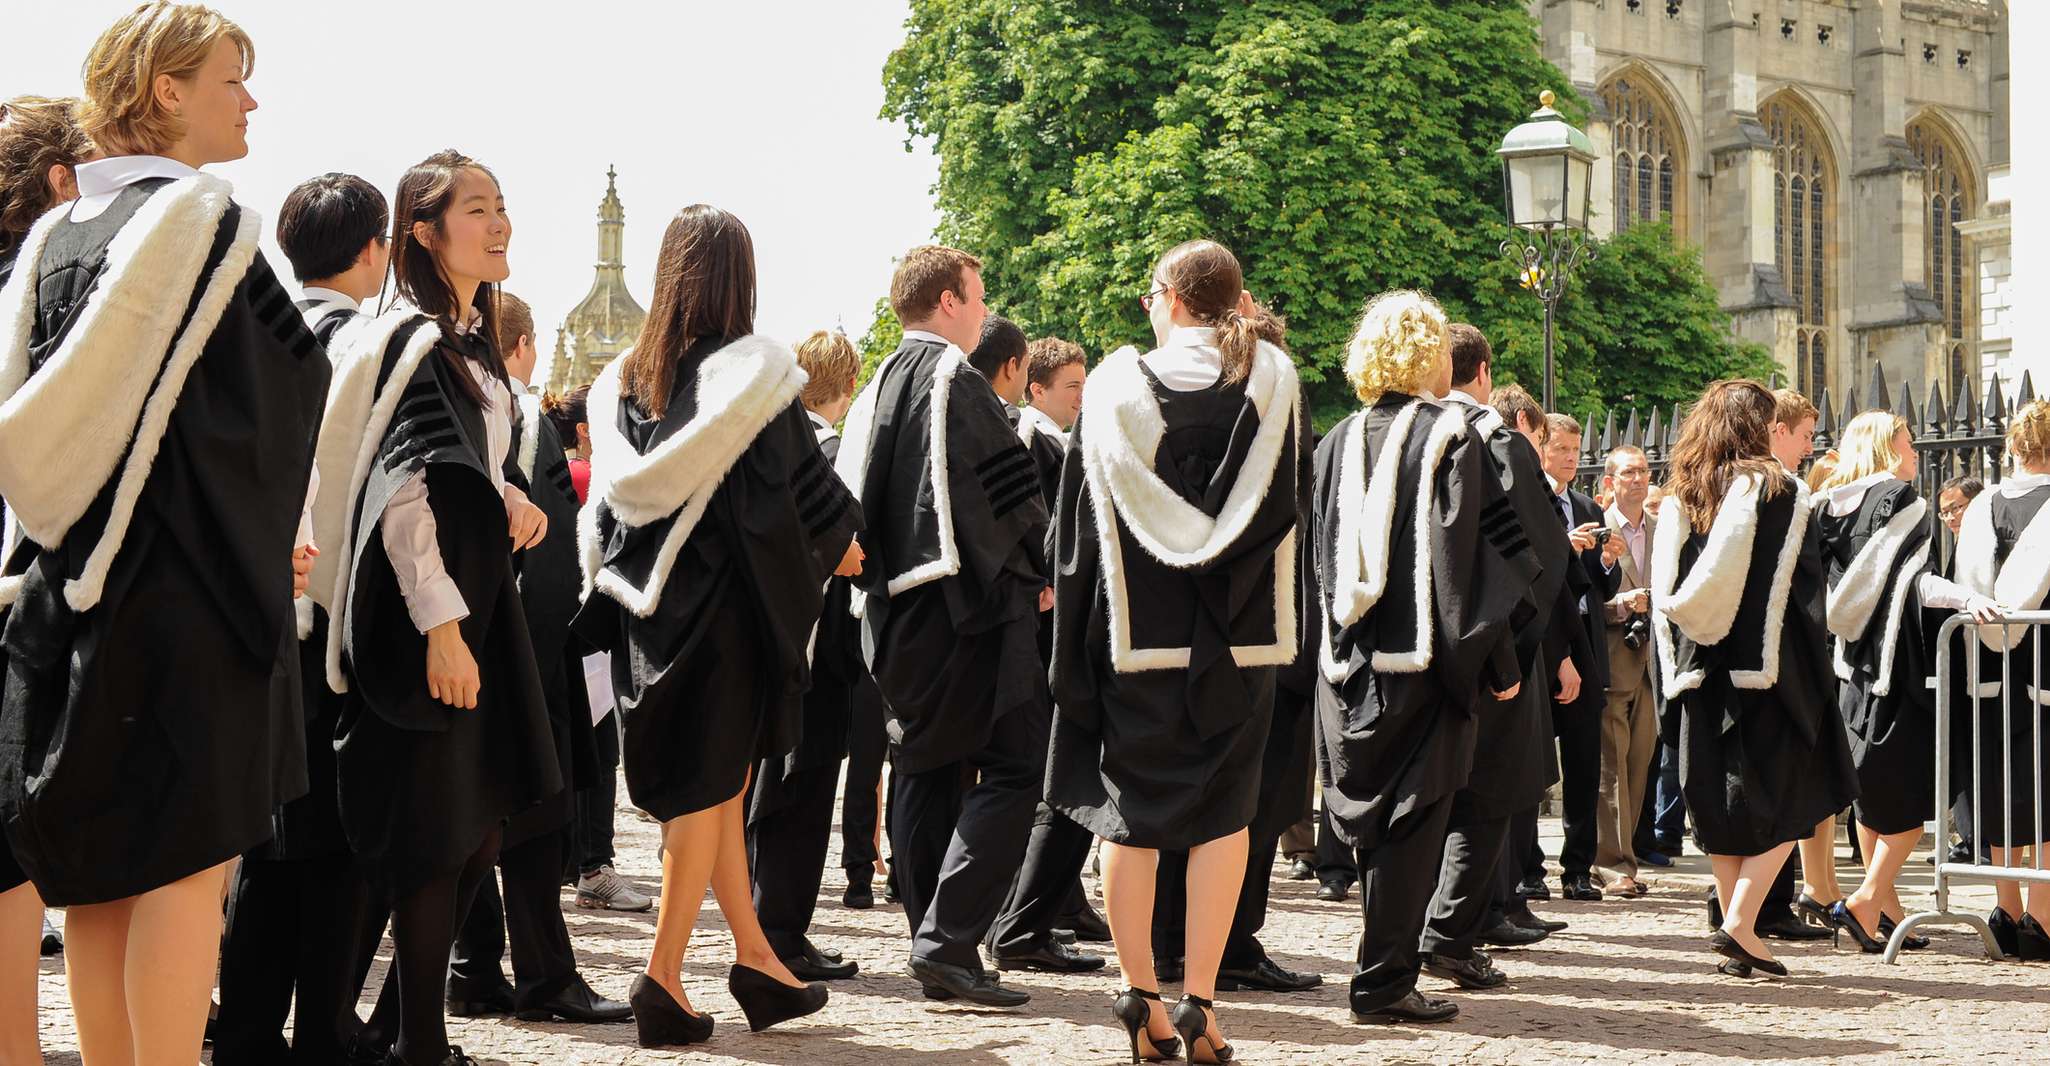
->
[1155, 239, 1282, 383]
[1213, 299, 1286, 384]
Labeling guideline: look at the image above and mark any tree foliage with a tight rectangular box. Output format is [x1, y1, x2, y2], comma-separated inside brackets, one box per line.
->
[881, 0, 1770, 424]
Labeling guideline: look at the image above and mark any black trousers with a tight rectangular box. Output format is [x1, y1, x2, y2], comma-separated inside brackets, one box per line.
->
[1552, 696, 1602, 878]
[447, 830, 578, 1010]
[841, 678, 888, 880]
[213, 854, 375, 1065]
[1152, 833, 1276, 970]
[748, 758, 841, 960]
[892, 700, 1048, 970]
[1351, 795, 1455, 1012]
[1418, 814, 1510, 961]
[1489, 804, 1541, 924]
[574, 716, 620, 873]
[1315, 803, 1359, 884]
[987, 802, 1095, 956]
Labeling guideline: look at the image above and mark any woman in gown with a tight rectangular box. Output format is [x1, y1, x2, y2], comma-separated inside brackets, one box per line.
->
[575, 204, 864, 1045]
[1654, 380, 1857, 977]
[1045, 239, 1305, 1063]
[1952, 399, 2050, 959]
[1814, 411, 1997, 951]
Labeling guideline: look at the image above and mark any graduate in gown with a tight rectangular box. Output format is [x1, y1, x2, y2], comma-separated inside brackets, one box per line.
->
[1653, 380, 1857, 978]
[0, 90, 90, 1066]
[1814, 412, 1996, 953]
[1313, 291, 1532, 1026]
[1047, 239, 1305, 1063]
[836, 246, 1051, 1007]
[574, 205, 862, 1046]
[1953, 399, 2050, 958]
[0, 11, 330, 1061]
[315, 152, 560, 1066]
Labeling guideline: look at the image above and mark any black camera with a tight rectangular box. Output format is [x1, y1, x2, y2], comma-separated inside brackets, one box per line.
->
[1623, 611, 1651, 650]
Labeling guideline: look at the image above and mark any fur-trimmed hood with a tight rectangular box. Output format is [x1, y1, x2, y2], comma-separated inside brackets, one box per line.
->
[1651, 472, 1813, 695]
[1955, 484, 2050, 651]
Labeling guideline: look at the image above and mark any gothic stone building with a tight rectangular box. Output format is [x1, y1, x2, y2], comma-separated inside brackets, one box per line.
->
[547, 166, 648, 393]
[1533, 0, 2009, 401]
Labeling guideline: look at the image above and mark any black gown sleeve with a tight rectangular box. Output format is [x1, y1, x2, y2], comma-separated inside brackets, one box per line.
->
[1049, 406, 1103, 729]
[1428, 432, 1539, 700]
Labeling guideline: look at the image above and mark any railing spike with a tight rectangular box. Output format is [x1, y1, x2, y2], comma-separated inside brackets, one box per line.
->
[2019, 369, 2036, 406]
[1899, 379, 1919, 433]
[1924, 379, 1949, 438]
[1865, 361, 1892, 413]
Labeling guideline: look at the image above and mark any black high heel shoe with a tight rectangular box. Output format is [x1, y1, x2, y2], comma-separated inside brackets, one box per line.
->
[1110, 987, 1181, 1063]
[1708, 930, 1788, 977]
[1877, 914, 1930, 951]
[2020, 914, 2050, 962]
[628, 974, 714, 1048]
[728, 964, 828, 1032]
[1828, 901, 1886, 954]
[1171, 994, 1232, 1064]
[1795, 893, 1834, 927]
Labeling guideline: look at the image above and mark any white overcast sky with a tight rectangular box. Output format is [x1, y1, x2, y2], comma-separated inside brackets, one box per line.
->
[8, 1, 941, 390]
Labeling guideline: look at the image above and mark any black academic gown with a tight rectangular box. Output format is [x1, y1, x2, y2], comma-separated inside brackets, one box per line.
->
[0, 178, 328, 905]
[575, 336, 862, 822]
[849, 337, 1049, 774]
[1313, 395, 1532, 852]
[1655, 473, 1857, 856]
[334, 325, 560, 885]
[1817, 478, 1940, 835]
[1044, 352, 1305, 849]
[1952, 481, 2050, 848]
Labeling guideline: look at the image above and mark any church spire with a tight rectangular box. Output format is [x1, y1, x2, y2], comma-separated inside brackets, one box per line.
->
[596, 164, 625, 268]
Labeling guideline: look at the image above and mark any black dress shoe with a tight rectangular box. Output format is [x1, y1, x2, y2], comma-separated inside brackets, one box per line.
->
[1058, 901, 1114, 942]
[1478, 919, 1548, 947]
[446, 981, 515, 1017]
[384, 1049, 477, 1066]
[784, 941, 860, 980]
[1317, 879, 1350, 902]
[1506, 905, 1568, 933]
[514, 974, 633, 1023]
[2019, 914, 2050, 961]
[1157, 956, 1185, 983]
[1288, 858, 1316, 881]
[728, 964, 828, 1031]
[844, 879, 875, 909]
[1708, 930, 1787, 977]
[1351, 990, 1460, 1024]
[907, 955, 1030, 1007]
[1756, 909, 1833, 941]
[628, 974, 714, 1048]
[1828, 901, 1887, 954]
[1716, 959, 1754, 978]
[1216, 956, 1322, 992]
[1561, 874, 1603, 902]
[1876, 914, 1930, 951]
[995, 940, 1106, 974]
[1514, 875, 1550, 901]
[1423, 952, 1507, 989]
[1988, 908, 2022, 958]
[1051, 927, 1079, 946]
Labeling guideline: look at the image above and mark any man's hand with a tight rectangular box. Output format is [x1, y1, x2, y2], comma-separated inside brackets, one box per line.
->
[1625, 588, 1651, 614]
[835, 539, 865, 578]
[1600, 530, 1628, 568]
[1568, 521, 1601, 553]
[1039, 586, 1055, 613]
[1493, 681, 1522, 702]
[292, 545, 318, 599]
[1555, 657, 1582, 704]
[505, 486, 547, 551]
[426, 621, 481, 710]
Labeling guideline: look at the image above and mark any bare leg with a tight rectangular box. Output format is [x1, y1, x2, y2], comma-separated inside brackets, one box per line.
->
[2025, 847, 2050, 928]
[1798, 817, 1841, 903]
[1181, 829, 1246, 1060]
[1990, 846, 2025, 920]
[1708, 854, 1740, 919]
[647, 805, 724, 1012]
[122, 862, 231, 1066]
[1101, 842, 1172, 1047]
[0, 882, 43, 1066]
[873, 774, 889, 878]
[1721, 842, 1797, 962]
[64, 896, 138, 1066]
[1845, 828, 1920, 936]
[708, 786, 803, 988]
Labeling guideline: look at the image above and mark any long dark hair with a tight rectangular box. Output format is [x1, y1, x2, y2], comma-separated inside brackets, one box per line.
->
[621, 204, 756, 418]
[1666, 379, 1788, 528]
[387, 148, 509, 407]
[1155, 239, 1285, 384]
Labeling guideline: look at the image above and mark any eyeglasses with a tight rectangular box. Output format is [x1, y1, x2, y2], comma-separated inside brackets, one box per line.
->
[1939, 503, 1970, 519]
[1140, 285, 1170, 312]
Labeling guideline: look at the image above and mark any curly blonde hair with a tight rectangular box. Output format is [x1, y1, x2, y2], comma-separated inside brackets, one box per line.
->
[2009, 401, 2050, 468]
[1344, 289, 1447, 403]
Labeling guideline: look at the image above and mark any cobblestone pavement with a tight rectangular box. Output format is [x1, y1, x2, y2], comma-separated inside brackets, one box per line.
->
[33, 778, 2050, 1064]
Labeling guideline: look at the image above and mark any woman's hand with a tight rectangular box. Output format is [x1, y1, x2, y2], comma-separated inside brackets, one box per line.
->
[505, 486, 547, 551]
[835, 539, 865, 577]
[426, 621, 481, 709]
[1964, 595, 2005, 626]
[292, 545, 318, 599]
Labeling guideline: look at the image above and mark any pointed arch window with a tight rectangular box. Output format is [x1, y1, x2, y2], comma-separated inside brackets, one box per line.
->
[1600, 74, 1688, 237]
[1766, 96, 1835, 397]
[1909, 117, 1977, 396]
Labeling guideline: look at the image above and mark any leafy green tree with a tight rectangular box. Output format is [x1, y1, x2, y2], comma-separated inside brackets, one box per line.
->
[878, 0, 1770, 424]
[855, 297, 902, 389]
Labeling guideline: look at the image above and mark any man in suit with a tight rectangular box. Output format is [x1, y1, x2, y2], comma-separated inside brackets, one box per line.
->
[1594, 445, 1658, 898]
[1540, 415, 1624, 903]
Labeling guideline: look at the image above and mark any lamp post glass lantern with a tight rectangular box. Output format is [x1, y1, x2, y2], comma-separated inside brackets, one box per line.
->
[1499, 89, 1596, 411]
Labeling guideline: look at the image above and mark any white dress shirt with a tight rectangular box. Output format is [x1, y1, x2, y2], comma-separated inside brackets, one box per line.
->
[1142, 326, 1224, 391]
[70, 155, 201, 222]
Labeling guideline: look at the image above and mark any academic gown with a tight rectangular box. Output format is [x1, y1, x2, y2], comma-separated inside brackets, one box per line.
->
[1654, 472, 1857, 856]
[1044, 346, 1306, 849]
[333, 322, 560, 884]
[1312, 394, 1533, 852]
[1817, 477, 1939, 835]
[1952, 481, 2050, 847]
[841, 337, 1049, 775]
[574, 335, 862, 822]
[0, 177, 328, 905]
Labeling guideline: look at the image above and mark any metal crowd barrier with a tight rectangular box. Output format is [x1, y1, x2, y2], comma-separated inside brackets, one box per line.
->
[1889, 610, 2050, 963]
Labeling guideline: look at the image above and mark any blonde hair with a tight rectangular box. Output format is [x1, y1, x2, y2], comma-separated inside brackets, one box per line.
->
[1344, 290, 1447, 403]
[795, 330, 860, 411]
[78, 2, 253, 156]
[2008, 401, 2050, 468]
[1805, 451, 1839, 493]
[1819, 411, 1910, 490]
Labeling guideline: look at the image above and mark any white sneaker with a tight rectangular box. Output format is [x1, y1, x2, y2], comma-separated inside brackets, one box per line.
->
[576, 864, 653, 912]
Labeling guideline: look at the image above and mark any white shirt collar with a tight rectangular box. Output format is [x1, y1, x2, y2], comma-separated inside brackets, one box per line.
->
[902, 329, 950, 348]
[71, 155, 202, 223]
[300, 286, 360, 310]
[1164, 324, 1218, 349]
[1143, 326, 1223, 391]
[1440, 390, 1482, 408]
[806, 409, 833, 431]
[1822, 471, 1899, 516]
[2000, 472, 2050, 498]
[1020, 402, 1068, 442]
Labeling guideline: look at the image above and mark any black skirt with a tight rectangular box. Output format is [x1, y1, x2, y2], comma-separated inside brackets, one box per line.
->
[1839, 680, 1936, 835]
[1678, 677, 1858, 856]
[615, 590, 772, 823]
